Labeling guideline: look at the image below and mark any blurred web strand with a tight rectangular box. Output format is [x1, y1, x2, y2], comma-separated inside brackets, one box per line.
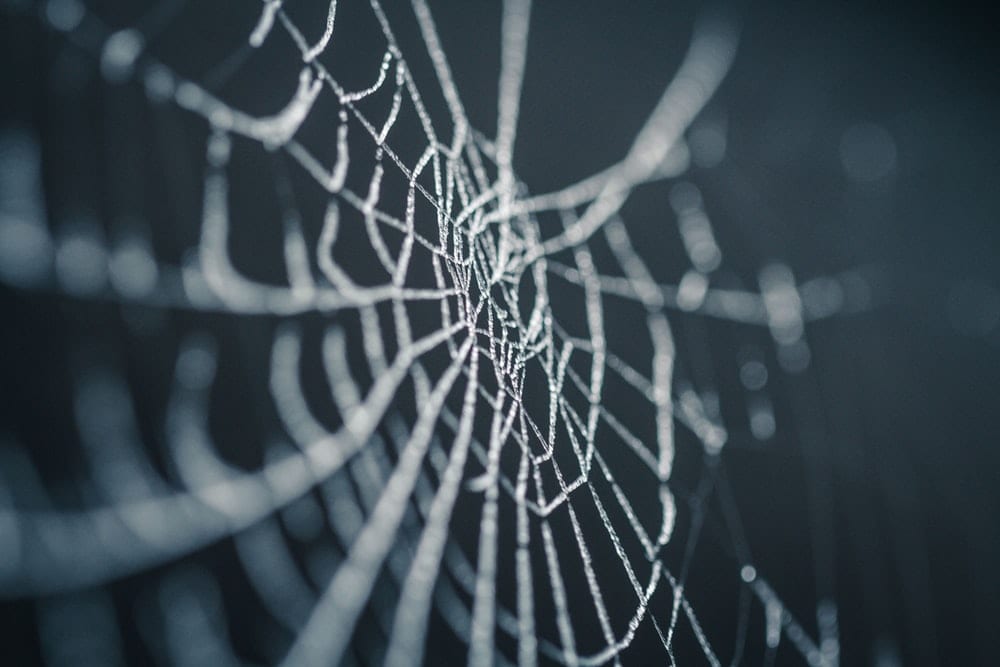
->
[0, 0, 851, 665]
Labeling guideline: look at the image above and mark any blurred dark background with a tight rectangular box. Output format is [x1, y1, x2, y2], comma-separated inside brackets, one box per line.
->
[2, 0, 999, 665]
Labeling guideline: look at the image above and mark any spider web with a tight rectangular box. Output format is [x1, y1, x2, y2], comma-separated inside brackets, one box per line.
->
[0, 0, 872, 665]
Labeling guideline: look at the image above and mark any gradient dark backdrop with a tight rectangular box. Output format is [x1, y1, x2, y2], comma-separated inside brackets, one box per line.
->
[2, 1, 999, 665]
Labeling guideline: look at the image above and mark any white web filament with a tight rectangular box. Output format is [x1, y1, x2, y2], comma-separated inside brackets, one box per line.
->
[0, 1, 876, 665]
